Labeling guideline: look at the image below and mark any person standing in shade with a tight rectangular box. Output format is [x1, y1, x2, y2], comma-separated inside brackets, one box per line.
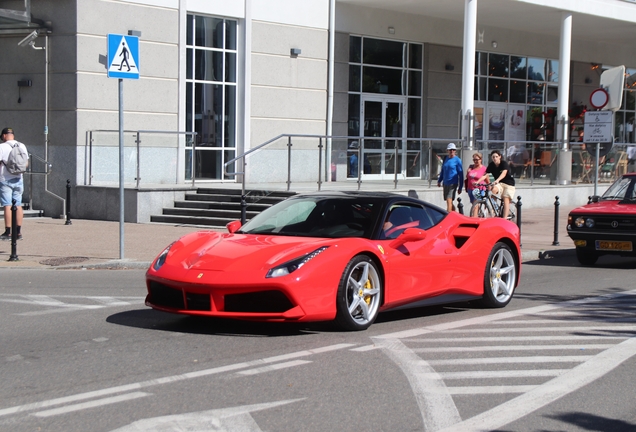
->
[437, 143, 463, 212]
[0, 128, 28, 240]
[477, 149, 516, 220]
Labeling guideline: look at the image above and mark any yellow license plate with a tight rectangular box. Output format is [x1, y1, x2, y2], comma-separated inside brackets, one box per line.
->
[595, 240, 633, 251]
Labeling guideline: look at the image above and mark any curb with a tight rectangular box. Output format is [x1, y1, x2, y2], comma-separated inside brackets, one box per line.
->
[521, 248, 575, 262]
[56, 260, 152, 270]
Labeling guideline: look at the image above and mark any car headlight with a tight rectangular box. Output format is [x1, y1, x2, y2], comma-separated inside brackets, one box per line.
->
[574, 217, 594, 228]
[152, 243, 173, 271]
[266, 247, 328, 278]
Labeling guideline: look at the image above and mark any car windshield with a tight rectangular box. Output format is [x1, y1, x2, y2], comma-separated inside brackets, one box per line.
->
[238, 196, 383, 238]
[601, 176, 636, 201]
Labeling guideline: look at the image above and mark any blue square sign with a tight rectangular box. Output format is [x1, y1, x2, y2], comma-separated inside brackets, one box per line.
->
[107, 34, 140, 79]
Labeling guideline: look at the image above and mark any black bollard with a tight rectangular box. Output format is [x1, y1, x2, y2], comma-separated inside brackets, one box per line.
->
[516, 196, 522, 247]
[240, 195, 247, 225]
[552, 196, 560, 246]
[8, 199, 18, 261]
[457, 197, 464, 215]
[65, 179, 72, 225]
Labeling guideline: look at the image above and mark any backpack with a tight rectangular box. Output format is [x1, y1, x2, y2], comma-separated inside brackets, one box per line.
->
[3, 141, 29, 175]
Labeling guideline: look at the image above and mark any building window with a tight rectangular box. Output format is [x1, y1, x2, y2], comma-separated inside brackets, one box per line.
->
[475, 51, 559, 142]
[185, 14, 237, 180]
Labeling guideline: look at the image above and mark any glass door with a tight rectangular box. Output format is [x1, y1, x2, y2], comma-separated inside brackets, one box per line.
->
[360, 95, 407, 180]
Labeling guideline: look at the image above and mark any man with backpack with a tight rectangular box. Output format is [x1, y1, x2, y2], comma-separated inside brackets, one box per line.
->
[0, 127, 29, 240]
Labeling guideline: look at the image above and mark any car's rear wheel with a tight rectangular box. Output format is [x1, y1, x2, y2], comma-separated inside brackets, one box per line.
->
[335, 255, 382, 331]
[576, 249, 599, 266]
[470, 200, 493, 218]
[481, 242, 517, 308]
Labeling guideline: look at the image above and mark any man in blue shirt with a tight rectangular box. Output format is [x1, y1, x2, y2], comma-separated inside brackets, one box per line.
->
[437, 143, 463, 212]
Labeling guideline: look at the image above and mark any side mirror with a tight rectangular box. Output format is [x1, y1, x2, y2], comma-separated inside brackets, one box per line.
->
[591, 195, 600, 203]
[226, 220, 242, 233]
[389, 228, 427, 248]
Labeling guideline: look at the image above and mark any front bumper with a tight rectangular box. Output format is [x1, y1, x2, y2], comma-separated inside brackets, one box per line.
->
[567, 228, 636, 256]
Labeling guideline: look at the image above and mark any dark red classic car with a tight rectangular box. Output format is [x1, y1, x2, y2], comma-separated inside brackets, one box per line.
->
[567, 173, 636, 266]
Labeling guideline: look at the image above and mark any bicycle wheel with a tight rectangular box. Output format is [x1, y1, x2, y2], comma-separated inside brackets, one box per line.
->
[470, 200, 494, 218]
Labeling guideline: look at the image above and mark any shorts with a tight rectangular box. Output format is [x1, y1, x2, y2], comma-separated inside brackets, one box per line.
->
[0, 177, 24, 207]
[500, 183, 516, 200]
[443, 184, 458, 200]
[469, 188, 485, 203]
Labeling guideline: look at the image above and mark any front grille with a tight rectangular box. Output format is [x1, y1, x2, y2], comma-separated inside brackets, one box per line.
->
[185, 292, 211, 311]
[572, 215, 636, 232]
[149, 282, 185, 309]
[224, 290, 294, 313]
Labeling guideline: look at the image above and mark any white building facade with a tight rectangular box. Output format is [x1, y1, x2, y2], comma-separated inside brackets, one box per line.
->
[2, 0, 636, 221]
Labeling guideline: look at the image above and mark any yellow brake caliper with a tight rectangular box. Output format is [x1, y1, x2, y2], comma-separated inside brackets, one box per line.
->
[362, 279, 372, 305]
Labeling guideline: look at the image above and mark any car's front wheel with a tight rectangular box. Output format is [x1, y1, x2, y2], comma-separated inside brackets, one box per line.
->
[481, 242, 517, 308]
[576, 249, 599, 266]
[335, 255, 382, 331]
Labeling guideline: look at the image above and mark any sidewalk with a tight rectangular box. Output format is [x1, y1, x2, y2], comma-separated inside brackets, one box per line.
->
[0, 206, 576, 269]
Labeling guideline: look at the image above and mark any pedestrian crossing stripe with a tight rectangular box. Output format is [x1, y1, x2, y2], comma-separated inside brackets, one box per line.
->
[107, 34, 140, 79]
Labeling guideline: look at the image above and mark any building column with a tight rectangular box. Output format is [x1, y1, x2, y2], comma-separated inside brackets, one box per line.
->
[461, 0, 477, 152]
[556, 11, 572, 185]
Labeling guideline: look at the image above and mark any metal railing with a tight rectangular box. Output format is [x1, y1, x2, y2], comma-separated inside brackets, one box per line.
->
[224, 134, 608, 196]
[85, 130, 197, 187]
[24, 152, 54, 211]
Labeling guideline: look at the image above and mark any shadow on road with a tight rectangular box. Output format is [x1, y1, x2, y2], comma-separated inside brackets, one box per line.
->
[544, 411, 636, 432]
[106, 309, 333, 336]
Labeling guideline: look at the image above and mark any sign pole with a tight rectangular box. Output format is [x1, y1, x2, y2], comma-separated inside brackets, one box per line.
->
[119, 78, 125, 259]
[595, 143, 600, 197]
[107, 33, 139, 260]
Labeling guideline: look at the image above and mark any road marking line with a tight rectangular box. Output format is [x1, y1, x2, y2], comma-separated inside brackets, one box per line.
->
[18, 307, 102, 317]
[413, 344, 613, 353]
[0, 343, 354, 418]
[446, 385, 537, 395]
[499, 318, 636, 324]
[442, 325, 636, 333]
[32, 392, 150, 418]
[404, 335, 626, 343]
[440, 337, 636, 432]
[426, 356, 593, 365]
[374, 338, 461, 431]
[86, 296, 135, 306]
[350, 344, 380, 352]
[431, 369, 568, 379]
[237, 360, 312, 376]
[376, 289, 636, 340]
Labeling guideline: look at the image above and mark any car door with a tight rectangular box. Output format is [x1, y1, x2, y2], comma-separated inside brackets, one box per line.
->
[382, 204, 459, 306]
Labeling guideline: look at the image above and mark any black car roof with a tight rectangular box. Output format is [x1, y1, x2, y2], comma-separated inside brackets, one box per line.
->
[289, 191, 447, 212]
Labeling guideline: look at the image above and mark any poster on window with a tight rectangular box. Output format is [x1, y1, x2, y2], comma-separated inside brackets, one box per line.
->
[488, 106, 505, 141]
[506, 104, 529, 166]
[474, 107, 484, 142]
[507, 105, 526, 142]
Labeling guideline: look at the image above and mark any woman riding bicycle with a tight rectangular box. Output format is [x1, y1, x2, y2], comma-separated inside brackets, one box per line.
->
[476, 150, 516, 220]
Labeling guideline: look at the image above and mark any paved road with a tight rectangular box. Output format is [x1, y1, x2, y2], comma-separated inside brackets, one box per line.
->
[1, 253, 636, 431]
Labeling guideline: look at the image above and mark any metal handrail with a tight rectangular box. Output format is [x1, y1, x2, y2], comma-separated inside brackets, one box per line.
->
[25, 152, 53, 211]
[86, 129, 197, 187]
[224, 134, 469, 197]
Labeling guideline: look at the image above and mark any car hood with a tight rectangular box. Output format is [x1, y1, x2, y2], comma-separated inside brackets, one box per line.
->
[166, 231, 337, 272]
[570, 200, 636, 216]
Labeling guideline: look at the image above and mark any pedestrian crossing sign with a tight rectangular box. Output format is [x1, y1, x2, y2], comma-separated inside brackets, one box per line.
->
[107, 34, 140, 79]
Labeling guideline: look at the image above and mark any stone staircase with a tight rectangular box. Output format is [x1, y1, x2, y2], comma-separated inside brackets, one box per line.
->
[150, 188, 297, 228]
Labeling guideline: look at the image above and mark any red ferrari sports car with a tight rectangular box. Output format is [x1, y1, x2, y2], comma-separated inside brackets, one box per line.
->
[567, 173, 636, 266]
[146, 192, 521, 330]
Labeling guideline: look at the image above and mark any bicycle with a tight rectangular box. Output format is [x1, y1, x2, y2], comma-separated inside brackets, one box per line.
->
[469, 183, 516, 222]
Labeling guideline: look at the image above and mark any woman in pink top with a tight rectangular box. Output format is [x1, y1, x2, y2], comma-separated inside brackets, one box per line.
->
[465, 152, 487, 205]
